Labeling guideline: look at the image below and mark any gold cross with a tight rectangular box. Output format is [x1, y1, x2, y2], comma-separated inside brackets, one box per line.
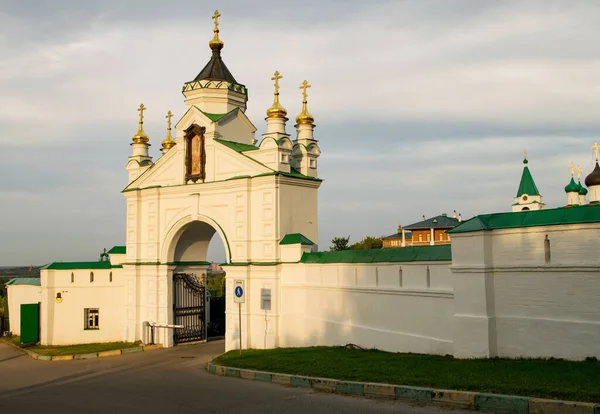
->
[568, 161, 576, 176]
[212, 10, 221, 32]
[577, 166, 582, 180]
[166, 110, 173, 130]
[523, 148, 527, 160]
[271, 71, 283, 94]
[593, 142, 600, 162]
[138, 103, 146, 124]
[299, 80, 311, 102]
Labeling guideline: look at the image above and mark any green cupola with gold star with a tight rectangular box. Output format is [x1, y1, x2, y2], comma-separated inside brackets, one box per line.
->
[512, 150, 545, 212]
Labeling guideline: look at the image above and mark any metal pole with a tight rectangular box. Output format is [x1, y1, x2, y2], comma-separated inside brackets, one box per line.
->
[239, 302, 242, 356]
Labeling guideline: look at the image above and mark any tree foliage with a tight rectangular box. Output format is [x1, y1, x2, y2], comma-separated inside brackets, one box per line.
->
[329, 235, 384, 251]
[329, 236, 350, 251]
[350, 236, 383, 250]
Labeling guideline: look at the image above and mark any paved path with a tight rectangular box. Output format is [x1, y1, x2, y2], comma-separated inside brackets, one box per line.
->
[0, 341, 477, 413]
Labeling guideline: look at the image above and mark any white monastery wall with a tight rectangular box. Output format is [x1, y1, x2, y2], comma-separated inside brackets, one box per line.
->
[40, 269, 125, 345]
[451, 223, 600, 360]
[7, 285, 41, 336]
[224, 261, 454, 355]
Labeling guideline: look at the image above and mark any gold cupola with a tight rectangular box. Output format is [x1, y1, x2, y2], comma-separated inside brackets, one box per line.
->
[295, 80, 314, 125]
[209, 10, 224, 51]
[132, 103, 149, 144]
[266, 70, 287, 118]
[161, 110, 176, 151]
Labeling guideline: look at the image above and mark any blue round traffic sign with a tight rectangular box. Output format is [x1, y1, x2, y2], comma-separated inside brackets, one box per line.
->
[235, 286, 244, 298]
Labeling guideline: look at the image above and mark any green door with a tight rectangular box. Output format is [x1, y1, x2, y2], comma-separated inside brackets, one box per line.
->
[20, 303, 40, 344]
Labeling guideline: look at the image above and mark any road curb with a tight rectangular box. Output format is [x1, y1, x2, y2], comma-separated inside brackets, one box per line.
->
[205, 362, 600, 414]
[1, 339, 163, 361]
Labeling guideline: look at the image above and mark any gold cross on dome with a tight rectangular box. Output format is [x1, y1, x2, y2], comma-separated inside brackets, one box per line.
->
[523, 148, 527, 160]
[568, 161, 576, 176]
[593, 142, 600, 162]
[299, 80, 311, 102]
[166, 110, 173, 130]
[212, 10, 221, 32]
[577, 166, 582, 180]
[137, 103, 146, 124]
[271, 71, 283, 94]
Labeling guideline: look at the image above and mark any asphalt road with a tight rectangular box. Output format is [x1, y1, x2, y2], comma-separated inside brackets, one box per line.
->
[0, 340, 477, 414]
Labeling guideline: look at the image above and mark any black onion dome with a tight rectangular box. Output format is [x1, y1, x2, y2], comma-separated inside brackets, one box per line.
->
[585, 162, 600, 187]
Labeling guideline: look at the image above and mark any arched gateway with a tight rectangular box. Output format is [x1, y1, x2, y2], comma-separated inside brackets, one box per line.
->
[120, 11, 322, 348]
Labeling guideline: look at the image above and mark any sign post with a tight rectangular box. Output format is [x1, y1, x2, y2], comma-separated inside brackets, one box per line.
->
[233, 280, 245, 355]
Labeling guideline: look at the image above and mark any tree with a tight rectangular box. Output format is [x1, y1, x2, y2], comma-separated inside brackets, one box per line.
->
[350, 236, 384, 250]
[329, 236, 350, 251]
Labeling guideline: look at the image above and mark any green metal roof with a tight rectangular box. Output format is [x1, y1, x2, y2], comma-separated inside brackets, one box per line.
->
[299, 245, 451, 264]
[383, 231, 412, 239]
[449, 204, 600, 234]
[516, 163, 540, 197]
[200, 110, 228, 123]
[280, 233, 314, 245]
[579, 182, 588, 195]
[40, 262, 123, 270]
[5, 278, 41, 286]
[403, 215, 460, 230]
[214, 138, 259, 152]
[107, 246, 126, 254]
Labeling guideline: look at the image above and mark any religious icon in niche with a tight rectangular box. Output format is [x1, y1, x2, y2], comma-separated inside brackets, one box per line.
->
[184, 124, 207, 183]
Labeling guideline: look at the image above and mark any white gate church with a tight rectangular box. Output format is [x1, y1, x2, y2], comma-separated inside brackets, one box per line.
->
[28, 10, 600, 361]
[38, 11, 322, 349]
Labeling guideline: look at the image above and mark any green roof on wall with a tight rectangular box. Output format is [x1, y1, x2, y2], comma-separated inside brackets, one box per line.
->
[449, 204, 600, 234]
[5, 278, 41, 286]
[280, 233, 314, 245]
[107, 246, 126, 254]
[40, 262, 123, 270]
[299, 245, 451, 264]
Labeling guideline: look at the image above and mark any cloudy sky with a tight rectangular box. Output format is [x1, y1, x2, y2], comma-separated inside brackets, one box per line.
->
[2, 0, 600, 265]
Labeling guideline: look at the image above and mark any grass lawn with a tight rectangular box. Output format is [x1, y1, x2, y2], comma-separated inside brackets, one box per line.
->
[2, 336, 141, 356]
[213, 347, 600, 403]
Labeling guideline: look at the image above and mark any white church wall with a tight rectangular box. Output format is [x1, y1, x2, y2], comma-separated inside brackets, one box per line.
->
[451, 223, 600, 360]
[278, 180, 320, 248]
[7, 285, 41, 336]
[223, 250, 454, 355]
[215, 112, 255, 145]
[40, 269, 126, 345]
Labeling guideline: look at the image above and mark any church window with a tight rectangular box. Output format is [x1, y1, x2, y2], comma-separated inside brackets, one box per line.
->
[426, 233, 431, 242]
[71, 272, 74, 283]
[439, 233, 443, 241]
[418, 234, 422, 242]
[90, 272, 94, 283]
[310, 158, 317, 169]
[281, 153, 288, 163]
[84, 308, 99, 330]
[109, 272, 113, 282]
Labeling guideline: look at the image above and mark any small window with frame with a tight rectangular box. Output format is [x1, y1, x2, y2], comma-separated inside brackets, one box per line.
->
[309, 158, 317, 169]
[85, 308, 99, 330]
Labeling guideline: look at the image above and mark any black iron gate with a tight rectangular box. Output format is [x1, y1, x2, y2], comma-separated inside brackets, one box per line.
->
[173, 273, 206, 344]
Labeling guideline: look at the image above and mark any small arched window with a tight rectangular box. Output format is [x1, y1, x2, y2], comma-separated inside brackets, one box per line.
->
[109, 271, 113, 283]
[418, 234, 423, 242]
[90, 272, 94, 283]
[71, 272, 74, 283]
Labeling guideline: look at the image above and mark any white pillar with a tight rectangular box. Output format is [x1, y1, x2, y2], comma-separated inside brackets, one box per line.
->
[430, 228, 434, 245]
[401, 229, 406, 247]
